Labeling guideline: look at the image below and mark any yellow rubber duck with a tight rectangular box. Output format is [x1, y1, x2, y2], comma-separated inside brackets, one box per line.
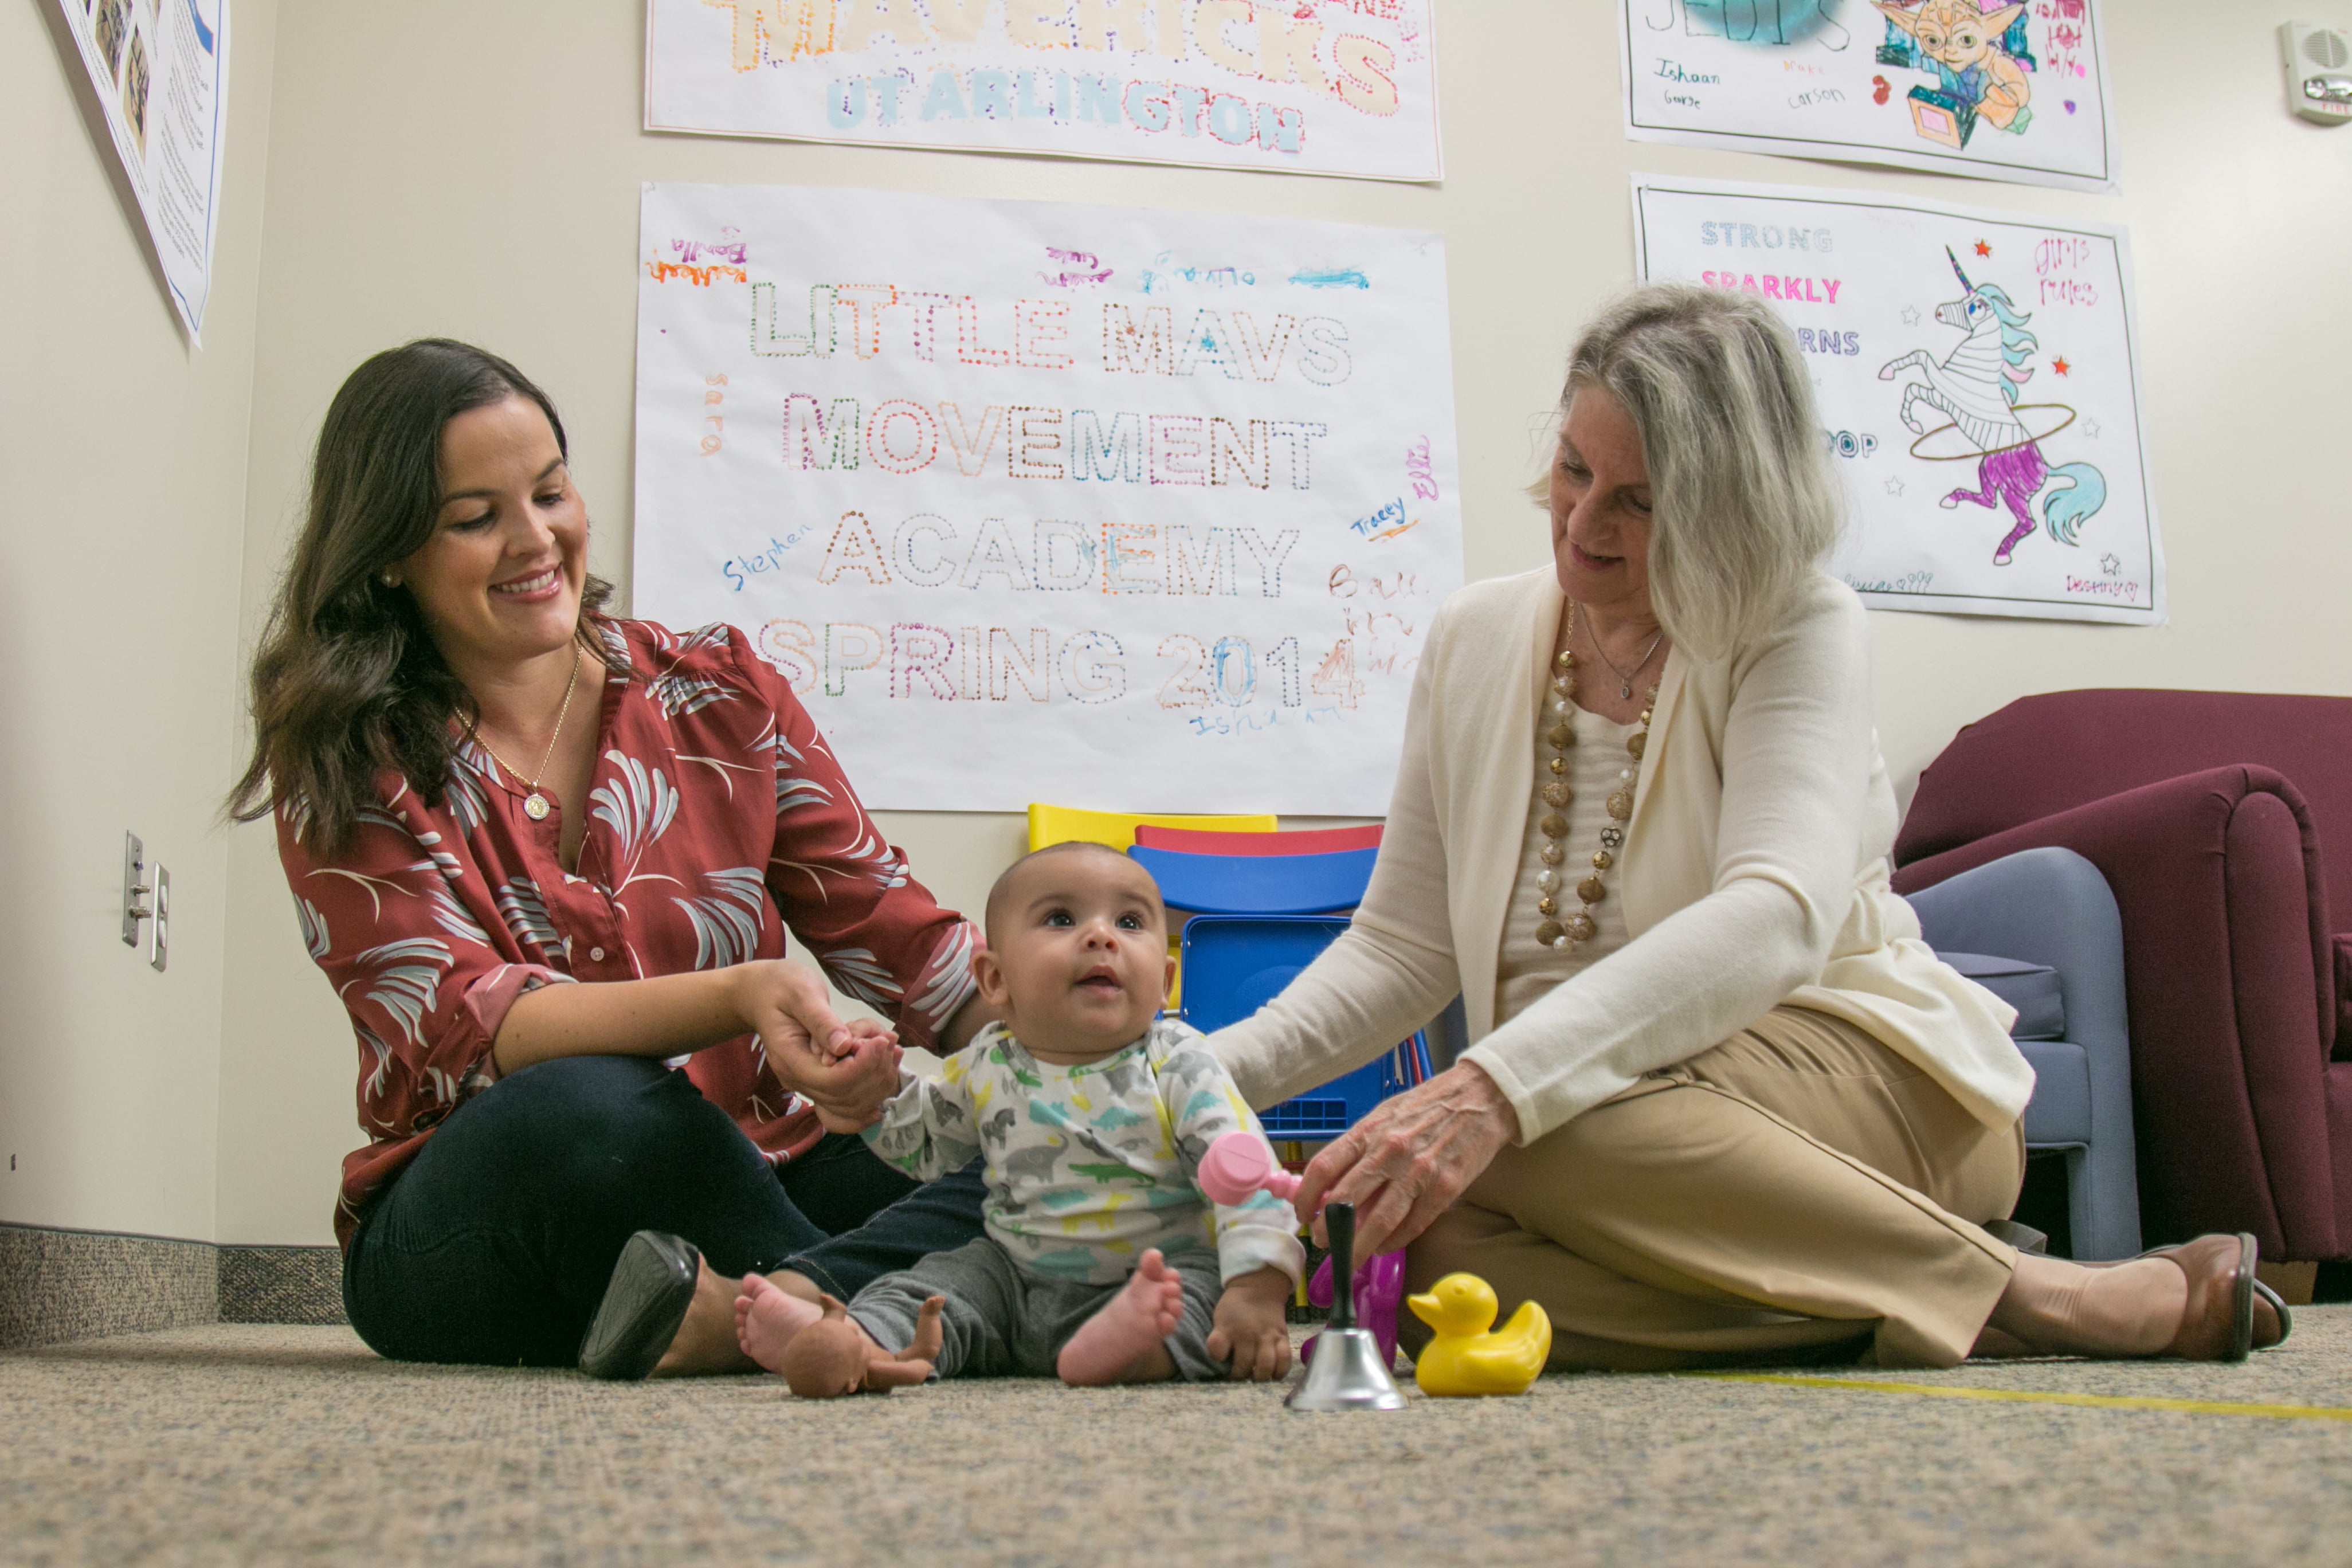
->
[1406, 1273, 1551, 1397]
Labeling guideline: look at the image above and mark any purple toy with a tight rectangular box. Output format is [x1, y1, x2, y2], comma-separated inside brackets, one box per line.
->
[1303, 1248, 1406, 1370]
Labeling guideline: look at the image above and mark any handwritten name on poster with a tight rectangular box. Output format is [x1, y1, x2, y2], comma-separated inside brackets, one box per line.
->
[645, 1, 1441, 183]
[1634, 175, 2162, 625]
[1621, 1, 2116, 194]
[632, 183, 1463, 813]
[51, 0, 232, 339]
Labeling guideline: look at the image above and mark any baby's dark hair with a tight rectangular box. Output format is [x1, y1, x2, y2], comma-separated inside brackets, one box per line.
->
[983, 841, 1166, 944]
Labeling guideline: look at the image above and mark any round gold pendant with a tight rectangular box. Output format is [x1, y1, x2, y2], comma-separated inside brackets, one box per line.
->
[524, 793, 551, 821]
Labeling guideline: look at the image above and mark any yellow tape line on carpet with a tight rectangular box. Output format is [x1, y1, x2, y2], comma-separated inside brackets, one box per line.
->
[1682, 1371, 2352, 1423]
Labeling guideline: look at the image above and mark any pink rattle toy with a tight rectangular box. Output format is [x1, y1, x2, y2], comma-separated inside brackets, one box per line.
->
[1196, 1132, 1408, 1371]
[1195, 1130, 1306, 1208]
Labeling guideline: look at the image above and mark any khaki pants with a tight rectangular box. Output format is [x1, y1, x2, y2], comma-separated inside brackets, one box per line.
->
[1407, 1006, 2025, 1370]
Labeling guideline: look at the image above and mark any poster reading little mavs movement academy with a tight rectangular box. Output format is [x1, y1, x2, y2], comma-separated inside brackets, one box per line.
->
[1634, 175, 2162, 625]
[1621, 1, 2116, 194]
[633, 183, 1463, 813]
[645, 1, 1441, 182]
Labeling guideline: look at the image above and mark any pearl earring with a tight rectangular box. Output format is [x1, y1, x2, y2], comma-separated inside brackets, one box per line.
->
[382, 573, 401, 588]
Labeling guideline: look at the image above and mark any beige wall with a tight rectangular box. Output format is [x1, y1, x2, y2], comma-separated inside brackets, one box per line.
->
[0, 0, 278, 1240]
[19, 1, 2338, 1245]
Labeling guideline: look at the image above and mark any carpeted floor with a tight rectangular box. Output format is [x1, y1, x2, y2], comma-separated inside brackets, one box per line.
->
[6, 1312, 2351, 1567]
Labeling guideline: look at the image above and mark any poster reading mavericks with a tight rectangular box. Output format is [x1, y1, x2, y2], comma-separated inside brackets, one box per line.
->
[1634, 175, 2162, 625]
[645, 0, 1441, 182]
[1620, 1, 2116, 194]
[633, 183, 1464, 813]
[52, 0, 231, 339]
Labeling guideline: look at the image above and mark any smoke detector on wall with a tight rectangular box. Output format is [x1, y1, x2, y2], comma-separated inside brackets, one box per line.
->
[2282, 22, 2352, 124]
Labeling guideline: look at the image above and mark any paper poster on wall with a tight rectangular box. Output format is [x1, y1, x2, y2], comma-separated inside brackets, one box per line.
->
[1633, 175, 2162, 625]
[632, 183, 1463, 813]
[645, 1, 1441, 183]
[1620, 1, 2115, 194]
[51, 0, 230, 340]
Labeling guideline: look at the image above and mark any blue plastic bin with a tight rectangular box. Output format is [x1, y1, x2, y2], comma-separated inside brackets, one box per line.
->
[1179, 914, 1422, 1136]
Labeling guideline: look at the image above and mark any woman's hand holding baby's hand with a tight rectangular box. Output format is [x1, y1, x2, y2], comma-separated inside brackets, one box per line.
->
[731, 961, 901, 1127]
[801, 1020, 904, 1134]
[794, 1018, 901, 1133]
[1206, 1267, 1294, 1382]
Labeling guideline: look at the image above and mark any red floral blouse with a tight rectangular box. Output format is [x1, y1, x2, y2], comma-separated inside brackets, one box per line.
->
[277, 618, 980, 1249]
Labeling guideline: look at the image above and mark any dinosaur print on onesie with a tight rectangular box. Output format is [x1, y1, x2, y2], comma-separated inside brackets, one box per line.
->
[863, 1018, 1302, 1287]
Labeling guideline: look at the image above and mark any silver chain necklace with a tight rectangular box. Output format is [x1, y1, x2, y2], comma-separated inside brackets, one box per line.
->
[1587, 624, 1667, 700]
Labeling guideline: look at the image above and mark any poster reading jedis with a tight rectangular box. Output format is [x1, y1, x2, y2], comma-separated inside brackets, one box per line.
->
[1620, 1, 2118, 194]
[632, 182, 1465, 813]
[1635, 175, 2162, 626]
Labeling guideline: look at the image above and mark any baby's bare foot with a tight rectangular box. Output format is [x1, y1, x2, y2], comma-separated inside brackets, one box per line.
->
[735, 1271, 824, 1373]
[1057, 1249, 1183, 1386]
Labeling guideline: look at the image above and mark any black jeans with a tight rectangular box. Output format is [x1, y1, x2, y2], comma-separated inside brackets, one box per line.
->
[342, 1055, 986, 1366]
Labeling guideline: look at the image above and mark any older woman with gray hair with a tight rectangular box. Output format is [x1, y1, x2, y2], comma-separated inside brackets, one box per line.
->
[1209, 284, 2283, 1367]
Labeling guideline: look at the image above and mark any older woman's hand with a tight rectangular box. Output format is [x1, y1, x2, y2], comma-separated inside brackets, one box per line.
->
[1289, 1061, 1522, 1259]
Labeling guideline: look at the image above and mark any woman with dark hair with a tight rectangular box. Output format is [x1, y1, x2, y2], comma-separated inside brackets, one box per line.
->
[232, 339, 992, 1376]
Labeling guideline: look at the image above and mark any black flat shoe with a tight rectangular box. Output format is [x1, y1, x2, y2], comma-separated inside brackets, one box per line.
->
[579, 1231, 700, 1381]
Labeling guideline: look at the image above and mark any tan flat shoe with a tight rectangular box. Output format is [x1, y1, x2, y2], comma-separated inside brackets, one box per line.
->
[2081, 1242, 2291, 1350]
[2146, 1233, 2261, 1362]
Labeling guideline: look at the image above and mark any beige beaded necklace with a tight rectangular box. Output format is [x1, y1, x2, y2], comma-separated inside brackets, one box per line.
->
[1533, 604, 1659, 952]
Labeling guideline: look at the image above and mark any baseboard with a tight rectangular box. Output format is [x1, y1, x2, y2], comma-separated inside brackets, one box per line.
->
[218, 1243, 346, 1324]
[0, 1224, 345, 1349]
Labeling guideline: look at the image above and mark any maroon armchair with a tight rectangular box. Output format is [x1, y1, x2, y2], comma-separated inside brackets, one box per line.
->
[1892, 689, 2352, 1263]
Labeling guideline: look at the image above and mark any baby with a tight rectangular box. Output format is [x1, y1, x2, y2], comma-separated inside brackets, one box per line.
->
[734, 841, 1302, 1389]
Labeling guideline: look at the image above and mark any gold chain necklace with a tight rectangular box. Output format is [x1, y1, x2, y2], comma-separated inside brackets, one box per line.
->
[1533, 603, 1659, 952]
[470, 646, 582, 824]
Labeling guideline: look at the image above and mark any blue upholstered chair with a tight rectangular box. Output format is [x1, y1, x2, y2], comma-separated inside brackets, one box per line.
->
[1904, 846, 2142, 1260]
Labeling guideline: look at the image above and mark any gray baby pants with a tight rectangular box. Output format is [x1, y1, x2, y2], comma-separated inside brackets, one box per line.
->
[847, 1236, 1230, 1381]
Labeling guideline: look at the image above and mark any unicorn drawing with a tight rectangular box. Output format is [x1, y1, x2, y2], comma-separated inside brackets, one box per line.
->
[1877, 248, 2106, 567]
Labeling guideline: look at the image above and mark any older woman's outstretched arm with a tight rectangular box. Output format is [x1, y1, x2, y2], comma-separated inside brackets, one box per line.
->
[1209, 638, 1466, 1111]
[1286, 577, 1880, 1257]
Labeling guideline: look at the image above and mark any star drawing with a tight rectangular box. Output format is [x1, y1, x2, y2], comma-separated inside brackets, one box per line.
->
[1973, 240, 1992, 257]
[2081, 417, 2102, 439]
[2052, 356, 2071, 375]
[1884, 476, 1906, 497]
[2100, 553, 2122, 577]
[1900, 305, 1922, 326]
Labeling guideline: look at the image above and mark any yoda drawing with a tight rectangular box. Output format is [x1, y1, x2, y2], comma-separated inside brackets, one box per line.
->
[1876, 1, 2033, 144]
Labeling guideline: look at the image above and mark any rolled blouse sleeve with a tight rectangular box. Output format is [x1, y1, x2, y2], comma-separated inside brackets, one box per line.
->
[278, 783, 574, 1231]
[734, 642, 979, 1053]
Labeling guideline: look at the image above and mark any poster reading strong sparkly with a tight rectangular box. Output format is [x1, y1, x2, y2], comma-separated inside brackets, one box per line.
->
[1634, 175, 2162, 625]
[632, 182, 1464, 813]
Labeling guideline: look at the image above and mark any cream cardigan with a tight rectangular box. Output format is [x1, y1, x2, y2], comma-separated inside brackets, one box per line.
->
[1208, 566, 2035, 1144]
